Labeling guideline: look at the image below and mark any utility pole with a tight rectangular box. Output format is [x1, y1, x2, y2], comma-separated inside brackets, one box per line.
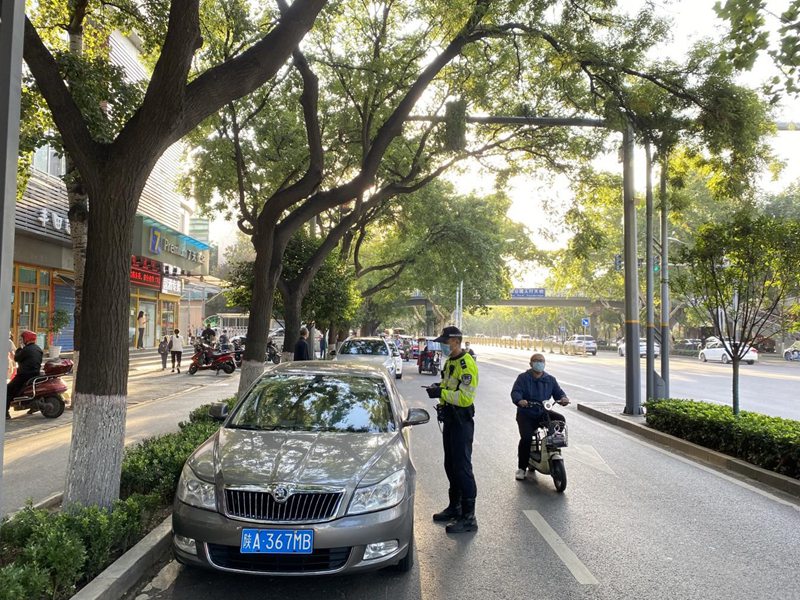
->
[0, 0, 25, 518]
[659, 161, 670, 398]
[645, 142, 656, 403]
[622, 122, 642, 415]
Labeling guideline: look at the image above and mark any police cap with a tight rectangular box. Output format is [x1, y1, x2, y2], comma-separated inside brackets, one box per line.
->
[433, 326, 463, 343]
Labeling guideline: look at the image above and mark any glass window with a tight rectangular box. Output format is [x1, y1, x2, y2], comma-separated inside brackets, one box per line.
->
[47, 147, 63, 177]
[38, 290, 50, 308]
[339, 340, 389, 356]
[229, 374, 395, 433]
[32, 146, 49, 173]
[17, 267, 36, 285]
[39, 270, 50, 286]
[38, 310, 49, 329]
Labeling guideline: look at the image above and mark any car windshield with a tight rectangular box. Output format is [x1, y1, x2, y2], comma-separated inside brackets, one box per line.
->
[339, 340, 389, 356]
[229, 373, 395, 433]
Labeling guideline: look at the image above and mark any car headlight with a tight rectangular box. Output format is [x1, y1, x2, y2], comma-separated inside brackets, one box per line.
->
[347, 470, 405, 515]
[177, 463, 217, 511]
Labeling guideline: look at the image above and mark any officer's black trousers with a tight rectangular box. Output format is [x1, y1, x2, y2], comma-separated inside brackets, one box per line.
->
[442, 406, 477, 499]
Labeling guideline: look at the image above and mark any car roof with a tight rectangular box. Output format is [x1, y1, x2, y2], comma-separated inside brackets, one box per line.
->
[343, 336, 387, 342]
[266, 360, 389, 379]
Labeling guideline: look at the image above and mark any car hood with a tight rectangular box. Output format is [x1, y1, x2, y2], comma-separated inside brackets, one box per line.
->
[214, 428, 399, 488]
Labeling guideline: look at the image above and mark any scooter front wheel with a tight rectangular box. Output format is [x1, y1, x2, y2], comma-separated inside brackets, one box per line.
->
[222, 361, 235, 374]
[550, 459, 567, 493]
[188, 364, 198, 375]
[41, 396, 65, 419]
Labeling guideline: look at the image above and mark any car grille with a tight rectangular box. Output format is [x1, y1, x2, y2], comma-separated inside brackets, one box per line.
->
[206, 543, 351, 574]
[225, 489, 343, 522]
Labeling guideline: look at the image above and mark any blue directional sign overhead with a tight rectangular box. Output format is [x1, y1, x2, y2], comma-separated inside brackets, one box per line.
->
[511, 287, 546, 298]
[581, 317, 590, 327]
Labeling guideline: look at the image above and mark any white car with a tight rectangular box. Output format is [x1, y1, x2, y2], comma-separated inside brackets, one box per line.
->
[699, 340, 758, 365]
[564, 335, 597, 356]
[386, 340, 404, 379]
[332, 337, 397, 378]
[618, 338, 660, 357]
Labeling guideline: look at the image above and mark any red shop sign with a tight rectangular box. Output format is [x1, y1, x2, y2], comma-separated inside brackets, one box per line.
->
[130, 266, 162, 289]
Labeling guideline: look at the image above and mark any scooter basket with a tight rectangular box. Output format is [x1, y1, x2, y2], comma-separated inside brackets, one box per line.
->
[545, 422, 568, 448]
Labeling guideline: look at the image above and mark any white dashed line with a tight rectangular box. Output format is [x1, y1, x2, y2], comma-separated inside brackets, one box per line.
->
[523, 510, 599, 585]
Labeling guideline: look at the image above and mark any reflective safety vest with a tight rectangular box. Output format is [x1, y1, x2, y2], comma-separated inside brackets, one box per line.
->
[440, 351, 479, 408]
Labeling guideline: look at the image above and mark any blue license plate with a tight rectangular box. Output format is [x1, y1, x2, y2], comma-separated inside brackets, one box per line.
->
[240, 529, 314, 554]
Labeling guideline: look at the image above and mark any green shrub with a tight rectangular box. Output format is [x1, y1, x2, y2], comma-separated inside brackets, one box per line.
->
[120, 420, 219, 501]
[646, 399, 800, 478]
[186, 396, 237, 424]
[0, 564, 49, 600]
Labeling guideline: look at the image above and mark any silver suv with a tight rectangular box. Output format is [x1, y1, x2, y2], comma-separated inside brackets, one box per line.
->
[564, 334, 597, 356]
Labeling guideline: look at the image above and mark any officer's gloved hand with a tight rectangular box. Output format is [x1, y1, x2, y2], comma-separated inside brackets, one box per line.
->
[426, 385, 442, 399]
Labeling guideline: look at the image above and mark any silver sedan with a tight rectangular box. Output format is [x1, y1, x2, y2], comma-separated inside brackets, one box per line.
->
[172, 362, 429, 576]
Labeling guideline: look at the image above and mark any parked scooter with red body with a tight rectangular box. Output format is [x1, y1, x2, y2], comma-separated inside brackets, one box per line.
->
[187, 343, 236, 375]
[8, 358, 72, 419]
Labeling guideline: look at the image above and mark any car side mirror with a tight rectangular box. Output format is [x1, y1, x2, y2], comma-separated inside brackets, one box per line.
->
[402, 407, 430, 427]
[209, 402, 229, 421]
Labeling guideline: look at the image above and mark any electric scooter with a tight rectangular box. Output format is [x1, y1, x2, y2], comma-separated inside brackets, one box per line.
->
[527, 399, 569, 492]
[8, 358, 72, 419]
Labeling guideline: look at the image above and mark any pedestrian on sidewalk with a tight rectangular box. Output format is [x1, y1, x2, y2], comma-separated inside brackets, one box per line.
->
[158, 336, 169, 371]
[319, 333, 328, 359]
[170, 329, 184, 373]
[293, 327, 311, 361]
[136, 310, 147, 349]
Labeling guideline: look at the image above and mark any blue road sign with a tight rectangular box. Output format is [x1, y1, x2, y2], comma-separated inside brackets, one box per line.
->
[581, 317, 590, 327]
[511, 287, 546, 298]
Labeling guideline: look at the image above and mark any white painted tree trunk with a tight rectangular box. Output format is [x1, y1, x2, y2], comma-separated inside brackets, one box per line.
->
[63, 393, 126, 509]
[238, 360, 264, 397]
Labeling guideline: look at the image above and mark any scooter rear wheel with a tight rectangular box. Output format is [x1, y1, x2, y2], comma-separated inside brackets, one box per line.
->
[222, 361, 235, 374]
[551, 459, 567, 493]
[41, 396, 65, 419]
[188, 364, 198, 375]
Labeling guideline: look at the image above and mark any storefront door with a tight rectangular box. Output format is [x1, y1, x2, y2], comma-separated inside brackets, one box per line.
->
[140, 301, 157, 348]
[16, 289, 35, 332]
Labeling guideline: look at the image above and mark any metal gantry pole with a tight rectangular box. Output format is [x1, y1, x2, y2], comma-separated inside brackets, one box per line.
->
[645, 143, 656, 403]
[659, 164, 670, 398]
[0, 0, 26, 518]
[622, 122, 642, 415]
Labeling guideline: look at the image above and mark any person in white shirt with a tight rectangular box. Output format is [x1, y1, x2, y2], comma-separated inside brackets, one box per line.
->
[170, 329, 184, 373]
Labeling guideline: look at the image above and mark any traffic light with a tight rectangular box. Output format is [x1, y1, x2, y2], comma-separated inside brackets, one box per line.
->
[653, 263, 660, 273]
[614, 254, 622, 271]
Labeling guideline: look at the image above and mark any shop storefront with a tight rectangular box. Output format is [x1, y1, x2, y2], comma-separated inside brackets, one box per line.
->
[129, 216, 209, 348]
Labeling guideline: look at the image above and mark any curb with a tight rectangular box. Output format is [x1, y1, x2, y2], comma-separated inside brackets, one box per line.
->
[577, 403, 800, 499]
[70, 514, 172, 600]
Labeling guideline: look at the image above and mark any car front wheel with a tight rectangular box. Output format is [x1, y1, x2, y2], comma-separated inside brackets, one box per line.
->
[721, 354, 730, 364]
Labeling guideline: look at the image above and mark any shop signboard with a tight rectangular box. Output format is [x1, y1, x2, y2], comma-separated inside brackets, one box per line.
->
[162, 276, 182, 295]
[132, 215, 210, 275]
[130, 266, 162, 289]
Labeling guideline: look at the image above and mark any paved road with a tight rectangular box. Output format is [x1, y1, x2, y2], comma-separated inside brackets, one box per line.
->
[134, 349, 800, 600]
[1, 368, 239, 516]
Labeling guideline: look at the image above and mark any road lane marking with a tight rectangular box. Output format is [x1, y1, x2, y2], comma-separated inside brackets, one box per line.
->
[570, 444, 616, 475]
[567, 410, 800, 513]
[523, 510, 599, 585]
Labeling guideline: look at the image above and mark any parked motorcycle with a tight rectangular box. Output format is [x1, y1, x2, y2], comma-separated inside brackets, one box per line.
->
[8, 358, 72, 419]
[187, 343, 236, 375]
[232, 338, 245, 368]
[527, 399, 569, 492]
[266, 339, 281, 365]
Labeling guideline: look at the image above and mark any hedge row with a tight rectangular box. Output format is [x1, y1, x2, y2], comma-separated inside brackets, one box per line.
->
[645, 399, 800, 479]
[0, 397, 236, 600]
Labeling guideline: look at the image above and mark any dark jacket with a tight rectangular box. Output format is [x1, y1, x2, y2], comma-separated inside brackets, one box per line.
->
[510, 370, 566, 415]
[293, 337, 311, 361]
[15, 343, 43, 376]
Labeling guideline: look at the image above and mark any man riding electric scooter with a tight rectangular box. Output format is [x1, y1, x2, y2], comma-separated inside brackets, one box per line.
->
[6, 331, 43, 420]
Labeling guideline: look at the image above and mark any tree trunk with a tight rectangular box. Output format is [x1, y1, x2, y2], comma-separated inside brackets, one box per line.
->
[237, 235, 281, 397]
[63, 182, 136, 509]
[731, 357, 740, 416]
[66, 162, 88, 402]
[282, 289, 303, 362]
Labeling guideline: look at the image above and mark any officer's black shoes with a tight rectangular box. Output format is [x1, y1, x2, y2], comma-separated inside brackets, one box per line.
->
[433, 489, 462, 522]
[446, 499, 477, 534]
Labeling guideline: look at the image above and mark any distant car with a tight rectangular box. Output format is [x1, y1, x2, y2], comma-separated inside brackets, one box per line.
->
[386, 341, 404, 379]
[618, 338, 660, 358]
[516, 334, 532, 341]
[332, 337, 396, 378]
[500, 335, 512, 340]
[172, 361, 429, 575]
[699, 340, 758, 365]
[564, 335, 597, 356]
[674, 338, 701, 351]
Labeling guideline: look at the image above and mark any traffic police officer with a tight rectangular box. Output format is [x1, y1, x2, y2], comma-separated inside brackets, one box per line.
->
[426, 326, 479, 533]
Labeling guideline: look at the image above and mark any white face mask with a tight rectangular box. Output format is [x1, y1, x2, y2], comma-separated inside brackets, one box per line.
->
[530, 361, 546, 372]
[441, 345, 451, 357]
